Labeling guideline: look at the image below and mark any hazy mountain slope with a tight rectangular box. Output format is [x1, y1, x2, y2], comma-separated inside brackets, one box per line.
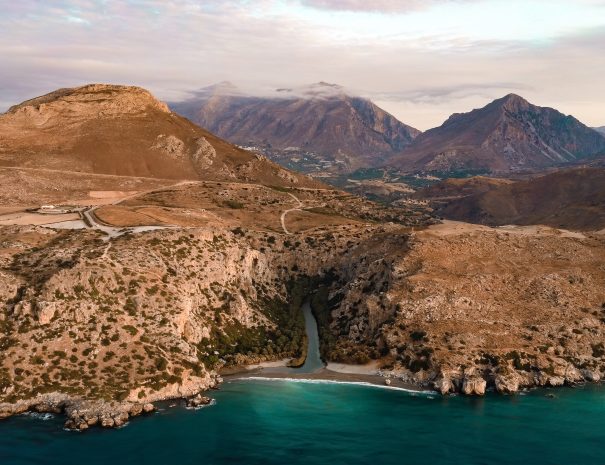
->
[171, 82, 420, 171]
[389, 94, 605, 174]
[416, 168, 605, 230]
[594, 126, 605, 136]
[0, 84, 318, 187]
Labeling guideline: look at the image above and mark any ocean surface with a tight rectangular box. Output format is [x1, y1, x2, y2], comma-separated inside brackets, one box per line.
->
[1, 380, 605, 465]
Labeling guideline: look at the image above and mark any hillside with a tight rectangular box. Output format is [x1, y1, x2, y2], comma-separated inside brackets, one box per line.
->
[171, 82, 420, 173]
[0, 84, 318, 188]
[416, 168, 605, 230]
[388, 94, 605, 175]
[595, 126, 605, 136]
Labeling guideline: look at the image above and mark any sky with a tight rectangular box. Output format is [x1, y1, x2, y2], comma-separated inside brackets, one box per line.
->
[0, 0, 604, 130]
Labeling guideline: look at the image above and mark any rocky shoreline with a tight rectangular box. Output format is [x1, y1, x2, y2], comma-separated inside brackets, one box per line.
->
[0, 374, 223, 431]
[2, 364, 604, 431]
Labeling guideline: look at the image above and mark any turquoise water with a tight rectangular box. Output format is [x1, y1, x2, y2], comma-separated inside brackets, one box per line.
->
[1, 379, 605, 465]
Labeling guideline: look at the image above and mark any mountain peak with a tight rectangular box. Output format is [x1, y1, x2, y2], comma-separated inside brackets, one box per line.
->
[170, 82, 420, 170]
[495, 93, 530, 111]
[389, 93, 605, 173]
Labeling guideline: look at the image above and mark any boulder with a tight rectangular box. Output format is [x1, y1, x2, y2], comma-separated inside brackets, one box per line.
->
[564, 366, 583, 384]
[495, 373, 520, 394]
[143, 403, 155, 413]
[581, 369, 601, 382]
[547, 376, 565, 387]
[129, 404, 143, 417]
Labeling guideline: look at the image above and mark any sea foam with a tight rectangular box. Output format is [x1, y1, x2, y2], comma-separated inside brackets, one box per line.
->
[238, 376, 435, 397]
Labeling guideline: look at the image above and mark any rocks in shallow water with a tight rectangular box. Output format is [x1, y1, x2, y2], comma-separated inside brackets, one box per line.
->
[461, 375, 487, 396]
[187, 394, 212, 408]
[60, 402, 157, 430]
[495, 372, 520, 394]
[434, 376, 453, 395]
[143, 403, 155, 413]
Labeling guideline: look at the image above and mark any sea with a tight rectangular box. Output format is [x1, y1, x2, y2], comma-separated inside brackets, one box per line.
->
[1, 379, 605, 465]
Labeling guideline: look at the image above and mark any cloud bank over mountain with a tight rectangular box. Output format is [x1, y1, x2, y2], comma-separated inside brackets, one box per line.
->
[0, 0, 603, 130]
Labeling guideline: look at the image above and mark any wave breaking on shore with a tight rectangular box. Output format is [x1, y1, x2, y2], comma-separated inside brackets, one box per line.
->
[235, 376, 436, 396]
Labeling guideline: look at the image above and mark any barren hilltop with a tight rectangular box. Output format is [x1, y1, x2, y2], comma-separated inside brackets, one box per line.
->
[0, 84, 319, 187]
[1, 84, 605, 431]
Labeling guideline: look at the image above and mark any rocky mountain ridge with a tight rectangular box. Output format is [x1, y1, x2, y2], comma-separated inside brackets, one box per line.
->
[388, 94, 605, 174]
[171, 82, 420, 172]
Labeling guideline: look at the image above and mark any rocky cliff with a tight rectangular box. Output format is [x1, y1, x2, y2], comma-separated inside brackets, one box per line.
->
[320, 222, 605, 394]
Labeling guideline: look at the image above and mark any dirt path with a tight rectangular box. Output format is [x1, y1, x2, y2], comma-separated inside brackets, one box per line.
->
[280, 193, 303, 234]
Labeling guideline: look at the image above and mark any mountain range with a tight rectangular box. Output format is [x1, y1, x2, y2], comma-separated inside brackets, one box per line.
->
[170, 82, 420, 172]
[172, 85, 605, 177]
[389, 94, 605, 175]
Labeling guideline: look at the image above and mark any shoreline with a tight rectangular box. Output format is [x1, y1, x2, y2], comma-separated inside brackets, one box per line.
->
[220, 361, 433, 394]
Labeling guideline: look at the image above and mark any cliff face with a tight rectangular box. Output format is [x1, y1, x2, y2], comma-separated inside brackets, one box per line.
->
[389, 94, 605, 174]
[1, 215, 605, 426]
[0, 84, 319, 187]
[171, 82, 420, 171]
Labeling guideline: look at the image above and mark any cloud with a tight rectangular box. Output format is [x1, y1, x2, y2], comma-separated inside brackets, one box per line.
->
[0, 0, 604, 130]
[299, 0, 470, 12]
[369, 82, 535, 105]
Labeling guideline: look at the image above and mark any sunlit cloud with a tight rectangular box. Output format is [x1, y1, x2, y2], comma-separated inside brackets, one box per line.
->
[0, 0, 603, 130]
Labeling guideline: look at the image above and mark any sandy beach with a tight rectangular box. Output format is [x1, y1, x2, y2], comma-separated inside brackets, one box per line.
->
[220, 361, 430, 393]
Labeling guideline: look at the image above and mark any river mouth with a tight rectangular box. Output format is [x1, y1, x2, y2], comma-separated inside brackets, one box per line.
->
[224, 299, 426, 393]
[260, 299, 326, 375]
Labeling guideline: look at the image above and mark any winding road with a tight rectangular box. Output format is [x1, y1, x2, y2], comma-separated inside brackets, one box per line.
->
[280, 192, 303, 235]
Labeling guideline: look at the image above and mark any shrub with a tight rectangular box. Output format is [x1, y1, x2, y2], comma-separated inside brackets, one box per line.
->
[223, 200, 244, 209]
